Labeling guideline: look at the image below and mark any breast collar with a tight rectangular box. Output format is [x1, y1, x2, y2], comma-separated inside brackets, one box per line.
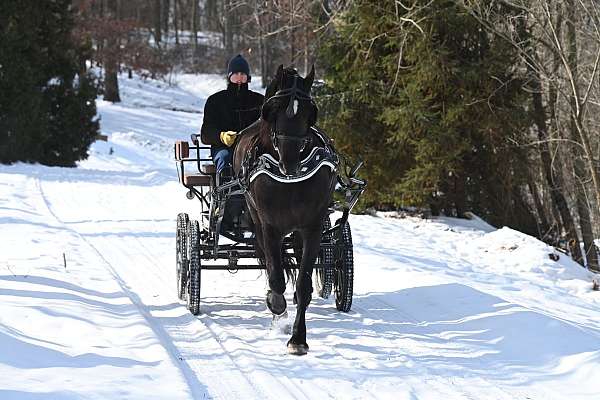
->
[241, 128, 338, 186]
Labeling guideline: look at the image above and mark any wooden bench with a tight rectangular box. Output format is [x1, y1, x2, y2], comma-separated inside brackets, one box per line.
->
[183, 174, 212, 186]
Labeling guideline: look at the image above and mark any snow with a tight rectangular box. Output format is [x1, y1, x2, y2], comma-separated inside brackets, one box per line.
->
[2, 71, 600, 399]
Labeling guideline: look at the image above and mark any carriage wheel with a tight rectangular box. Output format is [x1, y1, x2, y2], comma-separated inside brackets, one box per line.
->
[186, 219, 202, 315]
[314, 215, 334, 299]
[176, 213, 189, 301]
[333, 219, 354, 312]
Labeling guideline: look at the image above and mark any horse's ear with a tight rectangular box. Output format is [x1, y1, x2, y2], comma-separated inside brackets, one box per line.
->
[265, 64, 284, 100]
[262, 65, 285, 122]
[305, 65, 315, 91]
[265, 78, 278, 100]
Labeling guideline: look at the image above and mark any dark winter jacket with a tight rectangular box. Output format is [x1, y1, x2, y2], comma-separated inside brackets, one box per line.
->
[200, 82, 264, 150]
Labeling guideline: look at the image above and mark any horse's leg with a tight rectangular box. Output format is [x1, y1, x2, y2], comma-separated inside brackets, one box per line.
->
[248, 206, 266, 264]
[287, 228, 320, 355]
[247, 206, 285, 314]
[260, 223, 287, 315]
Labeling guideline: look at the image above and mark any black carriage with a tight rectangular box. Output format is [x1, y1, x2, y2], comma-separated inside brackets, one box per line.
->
[174, 131, 365, 316]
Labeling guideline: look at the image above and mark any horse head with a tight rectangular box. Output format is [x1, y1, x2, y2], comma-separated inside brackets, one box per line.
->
[261, 65, 317, 176]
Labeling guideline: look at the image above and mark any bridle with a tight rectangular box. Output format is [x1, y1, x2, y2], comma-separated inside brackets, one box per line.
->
[263, 74, 316, 154]
[271, 130, 312, 155]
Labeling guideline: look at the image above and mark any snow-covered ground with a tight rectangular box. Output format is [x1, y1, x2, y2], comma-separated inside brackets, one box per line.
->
[1, 72, 600, 400]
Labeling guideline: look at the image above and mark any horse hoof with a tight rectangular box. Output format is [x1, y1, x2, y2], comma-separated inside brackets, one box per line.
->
[266, 290, 287, 315]
[287, 342, 309, 356]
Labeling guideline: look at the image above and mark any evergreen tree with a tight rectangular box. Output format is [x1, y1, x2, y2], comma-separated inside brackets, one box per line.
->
[319, 0, 537, 232]
[0, 0, 99, 167]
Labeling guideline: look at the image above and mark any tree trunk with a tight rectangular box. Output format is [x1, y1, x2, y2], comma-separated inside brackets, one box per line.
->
[104, 37, 120, 102]
[531, 63, 581, 261]
[192, 0, 199, 54]
[104, 0, 120, 103]
[545, 4, 585, 263]
[453, 173, 467, 218]
[205, 0, 217, 31]
[262, 1, 274, 87]
[527, 172, 551, 242]
[304, 9, 309, 76]
[224, 0, 234, 56]
[162, 0, 170, 35]
[153, 0, 162, 43]
[565, 1, 599, 270]
[290, 0, 295, 65]
[179, 0, 185, 32]
[256, 3, 266, 86]
[173, 0, 179, 45]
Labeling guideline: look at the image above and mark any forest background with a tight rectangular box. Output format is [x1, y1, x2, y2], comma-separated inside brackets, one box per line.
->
[1, 0, 599, 271]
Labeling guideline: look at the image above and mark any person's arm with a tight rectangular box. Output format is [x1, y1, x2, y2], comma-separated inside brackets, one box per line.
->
[200, 96, 222, 145]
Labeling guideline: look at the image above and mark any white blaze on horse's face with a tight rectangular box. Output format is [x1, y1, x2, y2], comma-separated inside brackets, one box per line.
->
[293, 99, 299, 115]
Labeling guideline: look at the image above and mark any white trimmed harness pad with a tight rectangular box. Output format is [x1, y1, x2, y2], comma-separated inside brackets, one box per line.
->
[249, 146, 337, 184]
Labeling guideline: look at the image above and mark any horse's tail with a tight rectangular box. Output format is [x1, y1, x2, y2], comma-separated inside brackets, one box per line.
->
[258, 247, 297, 285]
[282, 248, 297, 286]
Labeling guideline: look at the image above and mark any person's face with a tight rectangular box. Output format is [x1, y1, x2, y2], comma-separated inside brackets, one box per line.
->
[230, 72, 248, 84]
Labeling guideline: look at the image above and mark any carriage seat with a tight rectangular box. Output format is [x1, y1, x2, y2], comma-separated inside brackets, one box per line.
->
[183, 163, 216, 186]
[201, 163, 216, 174]
[183, 163, 215, 186]
[183, 174, 211, 186]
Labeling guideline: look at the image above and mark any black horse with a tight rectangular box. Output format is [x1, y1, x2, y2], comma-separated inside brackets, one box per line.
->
[233, 65, 337, 355]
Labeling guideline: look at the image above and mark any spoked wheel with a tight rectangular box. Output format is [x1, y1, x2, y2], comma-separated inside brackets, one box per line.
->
[314, 215, 334, 299]
[176, 213, 189, 301]
[186, 219, 202, 315]
[333, 219, 354, 312]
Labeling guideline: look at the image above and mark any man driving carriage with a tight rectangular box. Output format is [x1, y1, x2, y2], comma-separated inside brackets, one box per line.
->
[200, 54, 264, 176]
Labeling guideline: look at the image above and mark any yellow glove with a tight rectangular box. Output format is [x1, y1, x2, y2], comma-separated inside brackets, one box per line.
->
[220, 131, 237, 147]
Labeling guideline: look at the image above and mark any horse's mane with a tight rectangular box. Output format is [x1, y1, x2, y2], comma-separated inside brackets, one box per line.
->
[249, 119, 277, 158]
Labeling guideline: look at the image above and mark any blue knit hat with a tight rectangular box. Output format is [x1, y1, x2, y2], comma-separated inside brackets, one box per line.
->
[227, 54, 251, 81]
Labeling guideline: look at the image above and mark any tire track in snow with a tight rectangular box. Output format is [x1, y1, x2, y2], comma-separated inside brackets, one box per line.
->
[197, 310, 328, 400]
[34, 176, 259, 400]
[198, 314, 315, 400]
[107, 234, 280, 399]
[46, 176, 367, 400]
[195, 283, 380, 400]
[89, 235, 270, 400]
[81, 236, 319, 399]
[133, 221, 340, 400]
[132, 227, 361, 399]
[37, 174, 321, 400]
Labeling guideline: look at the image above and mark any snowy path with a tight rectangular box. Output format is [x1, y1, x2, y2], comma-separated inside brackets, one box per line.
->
[34, 174, 519, 400]
[2, 74, 600, 399]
